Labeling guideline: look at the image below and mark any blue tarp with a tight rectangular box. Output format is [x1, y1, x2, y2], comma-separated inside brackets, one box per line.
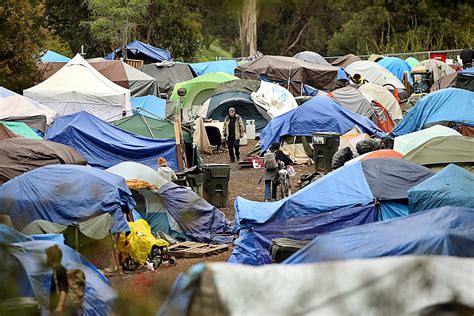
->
[45, 111, 178, 170]
[284, 206, 474, 264]
[408, 164, 474, 214]
[378, 57, 412, 83]
[337, 67, 348, 80]
[234, 161, 374, 232]
[11, 240, 116, 315]
[157, 263, 205, 316]
[0, 225, 115, 315]
[229, 204, 376, 265]
[0, 165, 135, 233]
[392, 88, 474, 136]
[459, 67, 474, 76]
[156, 182, 232, 244]
[131, 95, 166, 119]
[105, 40, 172, 62]
[40, 50, 71, 62]
[189, 60, 238, 76]
[378, 201, 409, 220]
[259, 96, 385, 151]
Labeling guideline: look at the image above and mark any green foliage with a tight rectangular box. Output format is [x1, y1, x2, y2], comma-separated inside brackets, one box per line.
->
[327, 0, 473, 55]
[0, 0, 48, 92]
[2, 0, 473, 94]
[45, 0, 104, 56]
[140, 0, 203, 61]
[85, 0, 149, 51]
[195, 39, 233, 62]
[43, 33, 73, 57]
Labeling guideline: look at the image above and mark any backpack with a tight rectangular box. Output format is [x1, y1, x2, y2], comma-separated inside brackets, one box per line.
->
[66, 269, 86, 309]
[263, 151, 278, 170]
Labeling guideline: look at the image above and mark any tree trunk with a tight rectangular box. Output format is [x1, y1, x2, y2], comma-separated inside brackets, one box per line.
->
[240, 0, 257, 57]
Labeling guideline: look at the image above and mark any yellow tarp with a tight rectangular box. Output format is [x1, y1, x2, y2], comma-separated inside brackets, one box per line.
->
[118, 219, 169, 265]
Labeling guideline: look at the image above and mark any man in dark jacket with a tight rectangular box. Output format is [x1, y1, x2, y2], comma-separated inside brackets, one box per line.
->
[460, 44, 473, 69]
[223, 108, 245, 162]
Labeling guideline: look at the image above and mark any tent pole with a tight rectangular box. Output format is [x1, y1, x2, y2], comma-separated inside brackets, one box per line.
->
[110, 231, 122, 275]
[139, 111, 155, 138]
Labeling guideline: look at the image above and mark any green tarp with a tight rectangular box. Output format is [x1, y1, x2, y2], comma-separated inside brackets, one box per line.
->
[403, 135, 474, 172]
[0, 121, 41, 139]
[405, 57, 420, 68]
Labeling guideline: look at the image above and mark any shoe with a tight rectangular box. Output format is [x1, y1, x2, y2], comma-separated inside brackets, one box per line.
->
[236, 156, 240, 162]
[230, 159, 235, 163]
[264, 199, 270, 202]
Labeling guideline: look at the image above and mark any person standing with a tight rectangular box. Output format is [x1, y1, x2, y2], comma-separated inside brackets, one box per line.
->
[223, 107, 245, 162]
[460, 44, 473, 69]
[157, 157, 177, 181]
[46, 245, 68, 314]
[263, 142, 293, 202]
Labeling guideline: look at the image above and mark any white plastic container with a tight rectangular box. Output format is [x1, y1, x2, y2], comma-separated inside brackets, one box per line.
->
[246, 120, 256, 140]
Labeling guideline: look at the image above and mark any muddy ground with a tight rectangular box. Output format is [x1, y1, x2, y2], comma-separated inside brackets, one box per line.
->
[110, 140, 314, 315]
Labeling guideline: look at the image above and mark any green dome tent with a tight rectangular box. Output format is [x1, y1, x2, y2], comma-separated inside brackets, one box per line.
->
[170, 72, 238, 121]
[113, 112, 191, 142]
[403, 135, 474, 172]
[405, 57, 420, 68]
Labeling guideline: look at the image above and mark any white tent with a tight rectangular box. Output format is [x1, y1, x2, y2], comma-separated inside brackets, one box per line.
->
[359, 83, 403, 121]
[394, 125, 461, 154]
[162, 256, 474, 316]
[251, 81, 298, 118]
[0, 89, 56, 124]
[345, 61, 405, 90]
[24, 54, 131, 122]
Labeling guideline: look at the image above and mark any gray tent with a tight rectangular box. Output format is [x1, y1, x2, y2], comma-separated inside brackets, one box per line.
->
[141, 62, 197, 97]
[293, 51, 331, 66]
[0, 115, 47, 134]
[235, 55, 340, 96]
[123, 62, 158, 97]
[331, 54, 362, 68]
[329, 86, 376, 123]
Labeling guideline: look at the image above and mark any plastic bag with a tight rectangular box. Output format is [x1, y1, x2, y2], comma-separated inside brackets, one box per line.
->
[332, 147, 354, 170]
[356, 139, 380, 155]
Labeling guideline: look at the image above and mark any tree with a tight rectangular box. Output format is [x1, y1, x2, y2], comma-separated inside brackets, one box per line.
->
[0, 0, 48, 92]
[44, 0, 104, 56]
[140, 0, 203, 61]
[84, 0, 149, 53]
[240, 0, 257, 56]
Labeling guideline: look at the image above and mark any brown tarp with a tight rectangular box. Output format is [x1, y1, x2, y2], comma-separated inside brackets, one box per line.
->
[331, 54, 362, 68]
[38, 61, 129, 88]
[457, 125, 474, 137]
[235, 55, 339, 96]
[430, 72, 457, 92]
[0, 138, 87, 184]
[0, 124, 18, 140]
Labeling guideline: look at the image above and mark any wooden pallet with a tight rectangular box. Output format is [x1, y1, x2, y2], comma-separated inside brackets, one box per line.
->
[168, 242, 229, 258]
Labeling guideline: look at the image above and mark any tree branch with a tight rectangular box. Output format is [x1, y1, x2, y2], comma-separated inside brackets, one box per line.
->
[283, 19, 311, 55]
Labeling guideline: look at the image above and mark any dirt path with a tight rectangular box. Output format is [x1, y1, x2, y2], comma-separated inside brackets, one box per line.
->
[110, 141, 314, 315]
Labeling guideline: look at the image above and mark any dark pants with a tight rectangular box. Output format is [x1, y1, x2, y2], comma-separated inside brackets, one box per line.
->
[264, 180, 277, 200]
[227, 137, 240, 161]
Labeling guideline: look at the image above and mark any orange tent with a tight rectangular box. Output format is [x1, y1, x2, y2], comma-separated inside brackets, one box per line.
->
[359, 149, 403, 160]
